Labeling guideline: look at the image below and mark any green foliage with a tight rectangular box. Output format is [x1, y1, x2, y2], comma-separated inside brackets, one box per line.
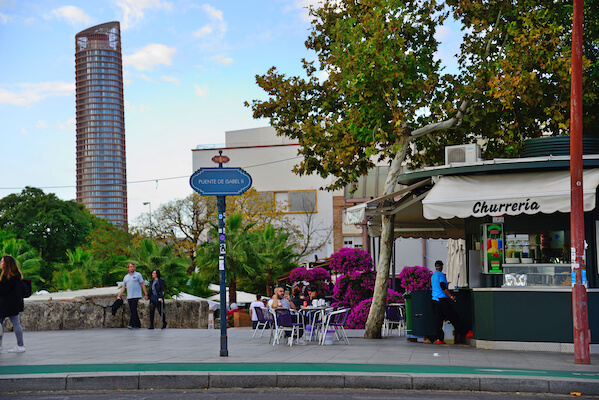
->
[0, 236, 45, 291]
[82, 218, 133, 263]
[50, 248, 101, 291]
[0, 187, 95, 264]
[246, 0, 445, 190]
[253, 225, 299, 296]
[127, 238, 189, 298]
[194, 213, 259, 303]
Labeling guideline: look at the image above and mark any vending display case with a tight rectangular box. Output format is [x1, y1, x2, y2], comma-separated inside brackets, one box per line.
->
[502, 264, 572, 287]
[482, 223, 503, 274]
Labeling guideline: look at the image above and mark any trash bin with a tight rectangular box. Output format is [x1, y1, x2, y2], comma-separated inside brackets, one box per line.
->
[323, 329, 335, 345]
[405, 290, 436, 341]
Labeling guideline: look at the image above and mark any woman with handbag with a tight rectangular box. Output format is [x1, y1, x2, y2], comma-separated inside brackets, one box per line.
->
[145, 269, 167, 329]
[0, 255, 26, 352]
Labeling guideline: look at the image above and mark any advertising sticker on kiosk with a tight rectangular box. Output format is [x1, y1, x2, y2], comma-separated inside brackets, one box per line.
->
[482, 223, 503, 273]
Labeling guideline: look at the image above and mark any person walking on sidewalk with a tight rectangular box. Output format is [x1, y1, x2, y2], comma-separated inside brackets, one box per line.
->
[145, 269, 166, 329]
[0, 255, 26, 353]
[117, 263, 147, 329]
[431, 260, 473, 344]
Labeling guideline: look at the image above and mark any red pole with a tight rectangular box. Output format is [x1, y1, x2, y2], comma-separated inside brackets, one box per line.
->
[570, 0, 590, 364]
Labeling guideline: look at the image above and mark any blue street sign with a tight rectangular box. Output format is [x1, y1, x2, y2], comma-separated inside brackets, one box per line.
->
[190, 167, 252, 196]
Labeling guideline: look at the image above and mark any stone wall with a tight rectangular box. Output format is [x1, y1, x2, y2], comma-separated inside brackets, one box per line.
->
[3, 295, 209, 331]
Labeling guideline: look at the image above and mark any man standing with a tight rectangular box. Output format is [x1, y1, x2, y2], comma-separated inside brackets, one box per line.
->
[431, 260, 473, 344]
[117, 263, 147, 329]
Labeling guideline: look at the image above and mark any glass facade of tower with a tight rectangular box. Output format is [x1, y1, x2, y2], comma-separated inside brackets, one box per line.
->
[75, 22, 127, 225]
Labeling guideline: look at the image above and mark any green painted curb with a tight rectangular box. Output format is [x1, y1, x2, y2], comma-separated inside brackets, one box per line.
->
[0, 363, 597, 380]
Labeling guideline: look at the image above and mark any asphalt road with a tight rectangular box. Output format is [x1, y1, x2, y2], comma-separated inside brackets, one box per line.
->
[2, 389, 597, 400]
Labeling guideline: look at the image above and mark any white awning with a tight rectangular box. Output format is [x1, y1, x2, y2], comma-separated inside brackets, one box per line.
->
[344, 178, 432, 225]
[423, 169, 599, 220]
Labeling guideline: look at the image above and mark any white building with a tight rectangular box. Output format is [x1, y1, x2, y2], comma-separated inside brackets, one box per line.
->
[192, 126, 337, 262]
[192, 126, 447, 271]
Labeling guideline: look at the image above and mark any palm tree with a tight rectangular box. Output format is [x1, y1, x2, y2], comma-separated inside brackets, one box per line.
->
[51, 248, 101, 291]
[127, 238, 188, 297]
[195, 213, 257, 304]
[0, 238, 44, 290]
[253, 225, 299, 297]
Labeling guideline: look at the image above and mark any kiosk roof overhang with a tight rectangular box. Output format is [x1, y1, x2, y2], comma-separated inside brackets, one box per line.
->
[423, 169, 599, 220]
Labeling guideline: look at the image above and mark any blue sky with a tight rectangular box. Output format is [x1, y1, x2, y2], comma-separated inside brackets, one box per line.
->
[0, 0, 463, 226]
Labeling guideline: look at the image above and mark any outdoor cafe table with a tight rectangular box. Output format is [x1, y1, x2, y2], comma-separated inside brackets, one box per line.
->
[299, 305, 331, 341]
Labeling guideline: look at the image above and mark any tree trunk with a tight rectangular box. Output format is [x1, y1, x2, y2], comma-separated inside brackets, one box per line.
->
[265, 272, 274, 297]
[228, 264, 237, 304]
[364, 133, 409, 339]
[364, 212, 395, 338]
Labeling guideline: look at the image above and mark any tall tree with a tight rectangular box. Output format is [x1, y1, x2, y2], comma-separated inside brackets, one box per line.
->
[253, 225, 299, 297]
[246, 0, 599, 338]
[0, 187, 94, 264]
[133, 194, 217, 265]
[0, 237, 44, 291]
[195, 213, 257, 304]
[127, 238, 189, 297]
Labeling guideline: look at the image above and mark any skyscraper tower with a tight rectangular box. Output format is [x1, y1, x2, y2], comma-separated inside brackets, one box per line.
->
[75, 22, 127, 225]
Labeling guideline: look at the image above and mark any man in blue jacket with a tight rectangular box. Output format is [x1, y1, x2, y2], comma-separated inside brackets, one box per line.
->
[431, 260, 473, 344]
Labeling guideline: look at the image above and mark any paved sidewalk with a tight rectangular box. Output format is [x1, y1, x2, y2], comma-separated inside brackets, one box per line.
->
[0, 328, 598, 395]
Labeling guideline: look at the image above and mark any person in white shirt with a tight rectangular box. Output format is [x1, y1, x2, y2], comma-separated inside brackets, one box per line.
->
[117, 263, 147, 329]
[249, 294, 264, 329]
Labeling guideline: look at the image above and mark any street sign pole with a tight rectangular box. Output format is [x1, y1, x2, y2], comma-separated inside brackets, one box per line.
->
[190, 151, 252, 358]
[217, 194, 228, 357]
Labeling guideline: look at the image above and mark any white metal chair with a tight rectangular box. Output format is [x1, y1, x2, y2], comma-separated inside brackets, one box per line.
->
[272, 308, 303, 346]
[252, 307, 270, 338]
[383, 304, 405, 336]
[320, 308, 350, 345]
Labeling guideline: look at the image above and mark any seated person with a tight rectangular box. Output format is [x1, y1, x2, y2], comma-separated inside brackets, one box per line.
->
[290, 286, 304, 309]
[307, 286, 324, 304]
[268, 286, 296, 310]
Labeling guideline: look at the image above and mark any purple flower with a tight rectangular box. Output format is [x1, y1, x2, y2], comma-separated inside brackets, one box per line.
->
[397, 266, 432, 292]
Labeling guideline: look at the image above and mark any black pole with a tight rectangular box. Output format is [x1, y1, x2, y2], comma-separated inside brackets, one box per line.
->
[218, 194, 228, 356]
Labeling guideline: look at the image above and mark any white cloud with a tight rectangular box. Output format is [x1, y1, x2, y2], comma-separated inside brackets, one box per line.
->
[203, 4, 224, 24]
[36, 118, 74, 130]
[194, 84, 208, 97]
[116, 0, 172, 30]
[193, 4, 226, 37]
[192, 25, 212, 38]
[0, 12, 12, 24]
[123, 44, 176, 71]
[21, 128, 29, 135]
[36, 120, 49, 129]
[294, 0, 322, 22]
[125, 101, 151, 113]
[140, 74, 153, 82]
[0, 82, 74, 106]
[45, 6, 93, 25]
[161, 76, 181, 85]
[58, 118, 76, 130]
[209, 54, 233, 65]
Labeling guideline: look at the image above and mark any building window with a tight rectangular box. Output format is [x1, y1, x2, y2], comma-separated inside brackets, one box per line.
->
[273, 190, 317, 213]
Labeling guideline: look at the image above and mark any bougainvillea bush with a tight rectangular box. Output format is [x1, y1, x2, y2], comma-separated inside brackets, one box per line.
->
[345, 289, 404, 329]
[331, 269, 376, 310]
[289, 266, 332, 297]
[329, 247, 377, 310]
[397, 266, 432, 292]
[329, 247, 374, 275]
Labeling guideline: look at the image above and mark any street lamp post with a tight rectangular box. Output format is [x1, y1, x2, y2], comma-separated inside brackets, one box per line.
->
[143, 202, 152, 237]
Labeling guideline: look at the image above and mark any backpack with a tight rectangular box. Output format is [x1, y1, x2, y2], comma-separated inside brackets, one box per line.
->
[21, 279, 32, 298]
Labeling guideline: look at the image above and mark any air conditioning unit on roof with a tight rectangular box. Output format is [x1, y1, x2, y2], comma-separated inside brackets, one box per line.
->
[445, 144, 481, 164]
